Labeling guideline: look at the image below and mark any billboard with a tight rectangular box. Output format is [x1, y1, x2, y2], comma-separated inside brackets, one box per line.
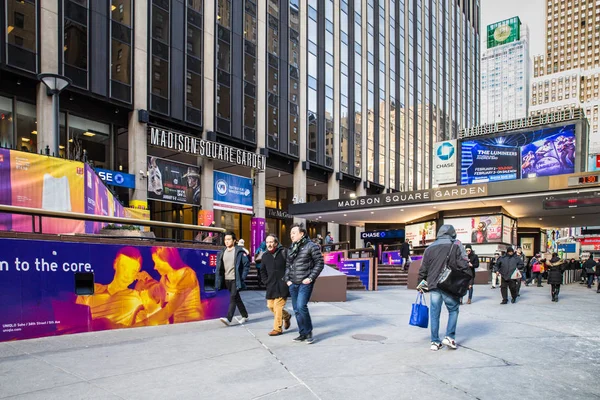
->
[405, 221, 437, 247]
[84, 165, 126, 234]
[432, 140, 457, 185]
[460, 124, 576, 185]
[444, 215, 503, 244]
[487, 17, 521, 49]
[0, 238, 227, 342]
[213, 171, 253, 214]
[147, 156, 200, 206]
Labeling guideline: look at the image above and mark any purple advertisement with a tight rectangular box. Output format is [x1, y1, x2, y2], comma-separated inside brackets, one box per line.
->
[0, 238, 228, 342]
[336, 259, 371, 289]
[324, 251, 345, 265]
[0, 148, 11, 231]
[382, 251, 404, 265]
[521, 125, 576, 178]
[250, 217, 266, 259]
[84, 165, 126, 233]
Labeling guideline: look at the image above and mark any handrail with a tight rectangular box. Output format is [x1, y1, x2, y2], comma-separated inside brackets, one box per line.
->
[0, 204, 226, 233]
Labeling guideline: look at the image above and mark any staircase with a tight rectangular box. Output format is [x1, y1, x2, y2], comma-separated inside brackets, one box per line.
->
[328, 263, 366, 290]
[245, 264, 367, 291]
[377, 264, 408, 286]
[245, 266, 262, 290]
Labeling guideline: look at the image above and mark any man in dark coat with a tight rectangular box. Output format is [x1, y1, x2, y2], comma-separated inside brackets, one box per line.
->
[216, 232, 250, 326]
[496, 247, 523, 304]
[582, 256, 597, 288]
[461, 244, 479, 305]
[545, 253, 565, 302]
[400, 240, 411, 271]
[418, 225, 470, 351]
[260, 234, 292, 336]
[284, 223, 324, 344]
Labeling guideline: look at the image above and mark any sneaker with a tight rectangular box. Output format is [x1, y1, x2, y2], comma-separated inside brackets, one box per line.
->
[238, 317, 249, 324]
[283, 316, 291, 330]
[442, 337, 457, 349]
[293, 334, 307, 342]
[500, 300, 508, 304]
[430, 342, 443, 351]
[219, 317, 232, 326]
[305, 333, 314, 344]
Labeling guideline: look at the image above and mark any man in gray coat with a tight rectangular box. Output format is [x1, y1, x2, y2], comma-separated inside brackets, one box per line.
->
[496, 247, 523, 304]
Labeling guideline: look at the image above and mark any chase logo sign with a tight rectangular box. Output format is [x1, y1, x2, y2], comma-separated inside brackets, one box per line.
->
[95, 168, 136, 189]
[437, 142, 455, 161]
[432, 140, 457, 185]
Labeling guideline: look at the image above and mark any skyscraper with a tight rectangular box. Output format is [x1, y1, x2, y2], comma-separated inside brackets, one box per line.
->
[480, 17, 530, 124]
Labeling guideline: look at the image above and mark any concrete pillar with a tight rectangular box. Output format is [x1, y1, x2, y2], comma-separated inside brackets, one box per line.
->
[128, 0, 149, 202]
[384, 3, 390, 190]
[293, 0, 308, 226]
[36, 1, 59, 154]
[201, 0, 216, 212]
[253, 0, 267, 219]
[355, 226, 365, 248]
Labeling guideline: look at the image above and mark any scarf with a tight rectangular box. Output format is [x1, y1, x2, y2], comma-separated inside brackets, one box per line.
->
[289, 236, 308, 260]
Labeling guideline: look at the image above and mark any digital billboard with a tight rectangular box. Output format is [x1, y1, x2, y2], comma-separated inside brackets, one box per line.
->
[444, 215, 503, 244]
[405, 221, 437, 247]
[460, 124, 576, 185]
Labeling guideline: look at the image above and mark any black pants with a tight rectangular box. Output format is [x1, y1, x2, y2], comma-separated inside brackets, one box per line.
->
[551, 284, 561, 299]
[527, 272, 543, 286]
[501, 278, 518, 301]
[226, 279, 248, 321]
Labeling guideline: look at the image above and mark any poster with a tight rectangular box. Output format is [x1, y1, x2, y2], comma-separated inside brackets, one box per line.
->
[520, 125, 576, 178]
[404, 221, 436, 247]
[444, 215, 503, 244]
[432, 140, 457, 185]
[0, 149, 85, 234]
[460, 142, 519, 184]
[147, 156, 201, 206]
[84, 164, 125, 234]
[213, 171, 253, 214]
[520, 237, 534, 257]
[250, 217, 266, 259]
[0, 238, 227, 342]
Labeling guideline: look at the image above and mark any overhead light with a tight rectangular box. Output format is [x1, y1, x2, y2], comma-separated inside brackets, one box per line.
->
[277, 171, 281, 178]
[507, 200, 512, 203]
[59, 145, 65, 150]
[217, 14, 221, 20]
[83, 131, 96, 137]
[119, 165, 123, 171]
[314, 182, 317, 186]
[349, 193, 356, 198]
[539, 218, 543, 220]
[370, 211, 375, 214]
[433, 206, 437, 209]
[343, 190, 346, 195]
[400, 209, 404, 212]
[21, 137, 30, 142]
[331, 221, 335, 223]
[7, 26, 14, 34]
[31, 130, 37, 135]
[343, 214, 347, 217]
[111, 5, 117, 11]
[572, 216, 575, 219]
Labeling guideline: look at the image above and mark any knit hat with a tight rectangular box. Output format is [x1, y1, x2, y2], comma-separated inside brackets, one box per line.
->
[506, 247, 514, 253]
[465, 244, 472, 250]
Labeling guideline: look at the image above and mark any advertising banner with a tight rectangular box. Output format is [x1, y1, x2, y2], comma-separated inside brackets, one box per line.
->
[520, 237, 535, 257]
[382, 251, 404, 265]
[404, 222, 437, 247]
[84, 165, 126, 234]
[95, 167, 135, 189]
[444, 215, 503, 244]
[324, 251, 345, 265]
[0, 149, 86, 234]
[147, 156, 200, 206]
[432, 140, 457, 185]
[336, 260, 371, 289]
[0, 238, 227, 342]
[250, 217, 266, 258]
[213, 171, 253, 214]
[460, 124, 576, 185]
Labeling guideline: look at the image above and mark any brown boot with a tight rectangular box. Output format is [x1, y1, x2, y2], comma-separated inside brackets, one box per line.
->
[284, 316, 291, 330]
[268, 330, 282, 336]
[467, 299, 471, 304]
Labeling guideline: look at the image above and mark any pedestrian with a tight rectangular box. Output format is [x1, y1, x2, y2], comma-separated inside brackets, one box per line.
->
[284, 223, 324, 344]
[496, 247, 523, 304]
[237, 239, 249, 256]
[400, 239, 411, 271]
[545, 253, 565, 302]
[461, 244, 479, 305]
[491, 252, 501, 289]
[595, 259, 600, 293]
[417, 225, 471, 351]
[215, 232, 250, 326]
[324, 231, 334, 252]
[254, 238, 267, 288]
[582, 256, 597, 288]
[528, 254, 544, 287]
[260, 234, 292, 336]
[515, 247, 527, 295]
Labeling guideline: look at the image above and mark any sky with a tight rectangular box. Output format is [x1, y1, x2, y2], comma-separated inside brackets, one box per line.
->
[480, 0, 546, 56]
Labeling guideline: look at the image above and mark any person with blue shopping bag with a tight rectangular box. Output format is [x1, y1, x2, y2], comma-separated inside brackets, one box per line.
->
[417, 225, 470, 351]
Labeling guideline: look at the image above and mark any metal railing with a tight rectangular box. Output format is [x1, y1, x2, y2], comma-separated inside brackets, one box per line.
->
[0, 204, 225, 242]
[319, 241, 351, 252]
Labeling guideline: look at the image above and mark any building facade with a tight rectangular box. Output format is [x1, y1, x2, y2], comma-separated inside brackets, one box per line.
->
[480, 17, 529, 124]
[0, 0, 479, 246]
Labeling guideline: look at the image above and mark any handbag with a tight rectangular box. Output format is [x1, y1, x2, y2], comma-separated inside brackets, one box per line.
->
[511, 268, 522, 280]
[409, 292, 429, 328]
[437, 243, 472, 297]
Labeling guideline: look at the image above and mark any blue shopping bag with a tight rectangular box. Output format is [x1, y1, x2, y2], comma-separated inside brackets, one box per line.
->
[409, 292, 429, 328]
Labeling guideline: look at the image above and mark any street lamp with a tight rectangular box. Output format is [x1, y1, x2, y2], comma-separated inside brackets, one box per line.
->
[37, 73, 72, 157]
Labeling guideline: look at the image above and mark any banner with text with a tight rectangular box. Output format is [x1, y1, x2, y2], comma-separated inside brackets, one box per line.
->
[404, 221, 437, 247]
[444, 215, 503, 244]
[147, 156, 201, 206]
[432, 140, 457, 185]
[213, 171, 253, 214]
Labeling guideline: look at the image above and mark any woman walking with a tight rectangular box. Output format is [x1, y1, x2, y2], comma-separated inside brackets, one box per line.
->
[545, 253, 565, 302]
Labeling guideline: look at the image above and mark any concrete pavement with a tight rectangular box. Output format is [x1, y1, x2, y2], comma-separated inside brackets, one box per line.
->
[1, 282, 600, 399]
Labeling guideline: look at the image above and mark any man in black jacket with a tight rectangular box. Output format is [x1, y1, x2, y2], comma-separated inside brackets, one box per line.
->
[582, 256, 597, 288]
[400, 240, 411, 271]
[215, 232, 250, 326]
[260, 234, 292, 336]
[285, 224, 324, 344]
[461, 244, 479, 305]
[496, 247, 524, 304]
[418, 225, 470, 351]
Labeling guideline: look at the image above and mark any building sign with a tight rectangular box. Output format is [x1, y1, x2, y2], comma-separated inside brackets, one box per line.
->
[360, 229, 405, 240]
[148, 126, 266, 171]
[213, 171, 253, 214]
[432, 140, 457, 185]
[405, 221, 437, 247]
[461, 124, 576, 185]
[459, 108, 584, 138]
[94, 168, 135, 189]
[147, 156, 200, 206]
[266, 208, 291, 220]
[487, 17, 521, 49]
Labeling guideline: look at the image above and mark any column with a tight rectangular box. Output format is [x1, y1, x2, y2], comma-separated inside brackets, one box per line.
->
[357, 0, 368, 198]
[253, 0, 267, 220]
[327, 0, 340, 241]
[128, 0, 149, 203]
[36, 1, 59, 154]
[201, 0, 216, 212]
[384, 2, 390, 190]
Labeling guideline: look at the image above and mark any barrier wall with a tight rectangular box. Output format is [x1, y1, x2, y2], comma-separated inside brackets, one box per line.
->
[0, 237, 228, 342]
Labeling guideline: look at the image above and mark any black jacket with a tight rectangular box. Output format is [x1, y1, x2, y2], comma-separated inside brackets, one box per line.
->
[215, 246, 250, 291]
[546, 257, 565, 284]
[583, 258, 597, 275]
[467, 251, 480, 285]
[400, 242, 410, 258]
[260, 246, 290, 299]
[284, 237, 325, 284]
[496, 254, 524, 280]
[418, 225, 470, 291]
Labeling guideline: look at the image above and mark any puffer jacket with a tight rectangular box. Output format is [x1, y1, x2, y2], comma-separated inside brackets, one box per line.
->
[284, 237, 325, 284]
[418, 225, 470, 291]
[546, 256, 565, 285]
[215, 246, 250, 290]
[496, 254, 524, 280]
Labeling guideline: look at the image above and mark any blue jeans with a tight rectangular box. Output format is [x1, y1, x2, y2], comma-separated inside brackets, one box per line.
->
[430, 289, 460, 343]
[588, 274, 595, 287]
[289, 283, 314, 336]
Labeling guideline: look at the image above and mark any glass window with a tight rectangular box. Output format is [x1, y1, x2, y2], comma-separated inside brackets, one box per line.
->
[152, 6, 169, 42]
[216, 84, 231, 119]
[64, 19, 88, 70]
[244, 54, 256, 83]
[187, 25, 202, 58]
[111, 40, 130, 84]
[68, 115, 110, 168]
[151, 56, 169, 97]
[111, 0, 132, 26]
[244, 13, 257, 43]
[217, 0, 231, 28]
[244, 95, 256, 128]
[0, 97, 14, 149]
[217, 40, 231, 72]
[186, 71, 202, 109]
[268, 105, 278, 136]
[7, 0, 36, 52]
[268, 66, 278, 94]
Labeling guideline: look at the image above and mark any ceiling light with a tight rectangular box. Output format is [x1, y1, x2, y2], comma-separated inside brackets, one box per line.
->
[400, 209, 404, 212]
[572, 216, 575, 219]
[21, 137, 30, 142]
[539, 218, 543, 220]
[83, 131, 96, 137]
[371, 211, 374, 214]
[314, 182, 317, 186]
[111, 5, 117, 11]
[277, 171, 281, 178]
[331, 221, 335, 223]
[31, 130, 37, 135]
[349, 193, 356, 198]
[433, 206, 437, 209]
[507, 200, 511, 203]
[59, 145, 65, 150]
[343, 214, 347, 217]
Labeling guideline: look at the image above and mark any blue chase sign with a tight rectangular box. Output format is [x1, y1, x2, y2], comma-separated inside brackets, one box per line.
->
[95, 168, 136, 189]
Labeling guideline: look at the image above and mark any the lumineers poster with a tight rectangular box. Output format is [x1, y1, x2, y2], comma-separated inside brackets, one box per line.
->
[147, 156, 201, 206]
[0, 238, 228, 342]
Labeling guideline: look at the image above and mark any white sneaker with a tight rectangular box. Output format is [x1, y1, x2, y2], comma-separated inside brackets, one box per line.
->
[442, 336, 457, 349]
[430, 342, 442, 351]
[238, 317, 249, 324]
[219, 317, 231, 326]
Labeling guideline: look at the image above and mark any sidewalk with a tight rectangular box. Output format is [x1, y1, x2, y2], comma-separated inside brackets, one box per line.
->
[1, 283, 599, 400]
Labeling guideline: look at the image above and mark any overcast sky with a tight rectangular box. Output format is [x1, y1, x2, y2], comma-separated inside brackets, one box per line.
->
[480, 0, 546, 56]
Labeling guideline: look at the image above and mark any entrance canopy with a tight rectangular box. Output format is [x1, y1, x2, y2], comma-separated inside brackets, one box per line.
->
[288, 174, 600, 229]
